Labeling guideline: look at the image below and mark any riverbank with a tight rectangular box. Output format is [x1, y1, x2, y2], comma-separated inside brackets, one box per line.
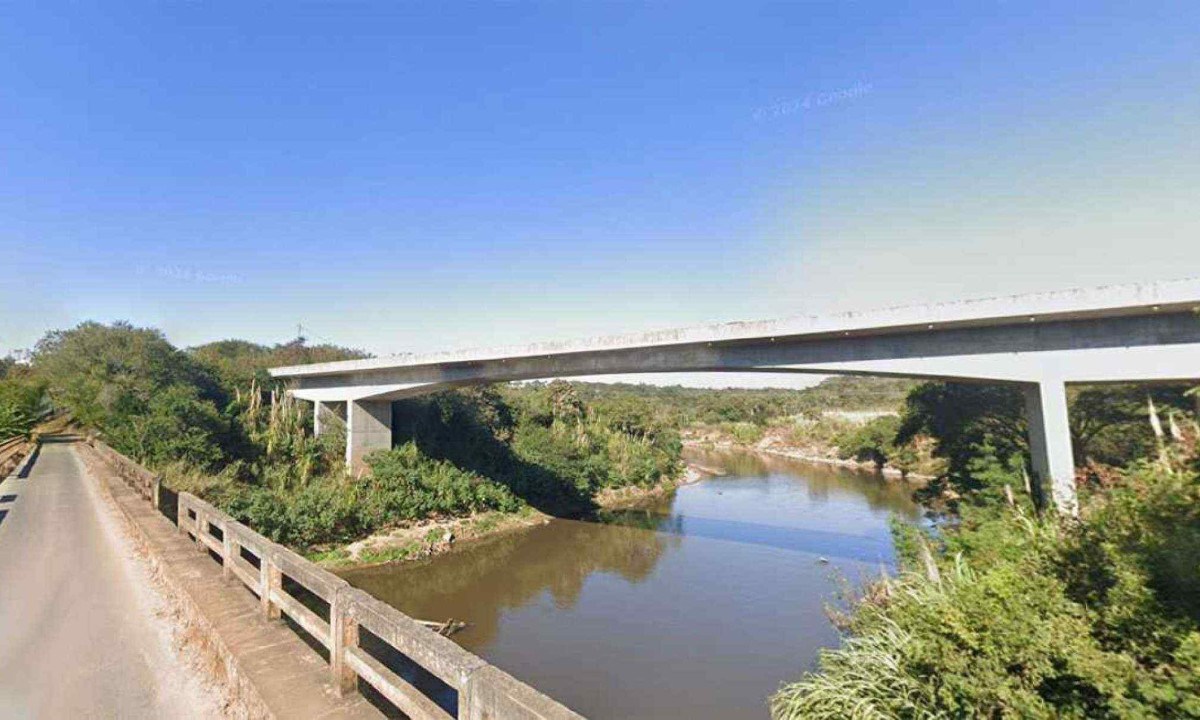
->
[312, 469, 705, 570]
[682, 432, 937, 482]
[593, 462, 717, 510]
[310, 507, 550, 568]
[316, 447, 926, 572]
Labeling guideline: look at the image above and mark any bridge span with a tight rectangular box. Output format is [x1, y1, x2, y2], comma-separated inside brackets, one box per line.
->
[270, 279, 1200, 515]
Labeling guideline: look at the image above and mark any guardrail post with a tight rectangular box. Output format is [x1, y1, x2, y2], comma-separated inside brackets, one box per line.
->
[222, 526, 234, 580]
[330, 588, 359, 696]
[177, 500, 187, 536]
[152, 475, 163, 512]
[194, 510, 207, 553]
[261, 551, 281, 621]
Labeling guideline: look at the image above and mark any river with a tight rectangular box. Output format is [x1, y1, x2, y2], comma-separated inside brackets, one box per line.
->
[340, 448, 924, 719]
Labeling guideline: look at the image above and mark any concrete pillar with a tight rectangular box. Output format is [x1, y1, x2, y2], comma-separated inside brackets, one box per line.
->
[313, 400, 326, 438]
[313, 401, 346, 439]
[1022, 379, 1078, 516]
[346, 399, 392, 472]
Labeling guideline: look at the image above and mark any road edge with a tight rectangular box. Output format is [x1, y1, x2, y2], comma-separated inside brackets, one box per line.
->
[77, 440, 272, 720]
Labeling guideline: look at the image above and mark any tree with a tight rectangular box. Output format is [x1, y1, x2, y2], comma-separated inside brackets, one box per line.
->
[837, 415, 903, 471]
[0, 355, 47, 439]
[31, 322, 234, 468]
[897, 383, 1028, 480]
[190, 338, 367, 392]
[1070, 385, 1192, 467]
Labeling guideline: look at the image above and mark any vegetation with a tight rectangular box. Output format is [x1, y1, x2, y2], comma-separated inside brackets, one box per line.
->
[4, 321, 685, 551]
[0, 361, 47, 440]
[391, 381, 682, 516]
[772, 383, 1200, 719]
[218, 442, 523, 548]
[190, 337, 369, 391]
[894, 382, 1194, 509]
[835, 415, 906, 472]
[570, 376, 917, 427]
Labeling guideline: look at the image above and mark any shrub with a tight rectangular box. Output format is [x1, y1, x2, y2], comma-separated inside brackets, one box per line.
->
[0, 375, 47, 439]
[217, 443, 522, 549]
[774, 552, 1146, 719]
[835, 415, 902, 471]
[774, 467, 1200, 719]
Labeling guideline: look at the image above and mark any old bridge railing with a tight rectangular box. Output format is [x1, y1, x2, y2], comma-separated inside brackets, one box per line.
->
[0, 436, 32, 477]
[88, 438, 583, 720]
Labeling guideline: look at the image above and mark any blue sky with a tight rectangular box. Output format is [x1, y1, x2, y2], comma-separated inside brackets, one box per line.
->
[2, 2, 1197, 386]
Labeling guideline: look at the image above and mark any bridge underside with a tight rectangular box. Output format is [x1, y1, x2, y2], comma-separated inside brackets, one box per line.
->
[283, 307, 1200, 516]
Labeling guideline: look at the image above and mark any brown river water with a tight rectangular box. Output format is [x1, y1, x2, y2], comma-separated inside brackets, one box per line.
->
[341, 448, 923, 719]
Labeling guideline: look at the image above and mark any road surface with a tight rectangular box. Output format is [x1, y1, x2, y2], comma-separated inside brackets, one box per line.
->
[0, 440, 223, 719]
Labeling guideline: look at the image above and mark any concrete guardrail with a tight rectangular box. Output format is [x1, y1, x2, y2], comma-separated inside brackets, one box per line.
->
[88, 438, 584, 720]
[0, 436, 33, 476]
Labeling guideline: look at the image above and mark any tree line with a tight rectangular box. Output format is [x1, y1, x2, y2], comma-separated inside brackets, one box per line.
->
[0, 322, 682, 548]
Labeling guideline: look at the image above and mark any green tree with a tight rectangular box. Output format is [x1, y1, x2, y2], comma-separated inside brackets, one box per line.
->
[32, 322, 234, 468]
[837, 415, 903, 471]
[1070, 385, 1191, 467]
[190, 337, 367, 391]
[0, 362, 48, 440]
[897, 383, 1028, 480]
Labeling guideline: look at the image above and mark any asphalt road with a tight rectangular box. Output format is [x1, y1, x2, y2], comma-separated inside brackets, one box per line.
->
[0, 441, 220, 719]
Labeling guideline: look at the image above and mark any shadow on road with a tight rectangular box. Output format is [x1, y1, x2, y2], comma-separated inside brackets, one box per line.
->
[16, 444, 41, 479]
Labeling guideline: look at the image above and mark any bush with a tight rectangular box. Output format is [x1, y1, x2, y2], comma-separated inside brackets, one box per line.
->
[102, 384, 230, 470]
[0, 375, 47, 439]
[835, 415, 902, 471]
[774, 466, 1200, 719]
[773, 552, 1146, 719]
[218, 443, 522, 549]
[722, 421, 765, 445]
[362, 442, 521, 521]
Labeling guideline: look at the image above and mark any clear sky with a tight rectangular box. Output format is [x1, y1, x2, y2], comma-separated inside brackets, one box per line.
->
[2, 2, 1197, 387]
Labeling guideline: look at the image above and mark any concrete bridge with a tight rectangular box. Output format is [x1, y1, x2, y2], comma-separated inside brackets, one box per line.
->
[270, 278, 1200, 515]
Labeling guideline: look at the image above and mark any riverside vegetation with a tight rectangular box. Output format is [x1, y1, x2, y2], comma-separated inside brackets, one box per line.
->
[772, 383, 1200, 719]
[4, 321, 1199, 716]
[0, 322, 683, 554]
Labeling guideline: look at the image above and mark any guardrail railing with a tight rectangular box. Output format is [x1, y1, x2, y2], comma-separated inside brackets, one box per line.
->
[0, 436, 30, 476]
[88, 437, 583, 720]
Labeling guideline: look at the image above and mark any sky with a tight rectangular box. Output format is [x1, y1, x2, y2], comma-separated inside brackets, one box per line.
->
[2, 2, 1198, 388]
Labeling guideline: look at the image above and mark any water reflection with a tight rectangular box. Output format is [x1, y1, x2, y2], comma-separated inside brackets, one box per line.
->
[341, 448, 922, 719]
[686, 447, 924, 515]
[343, 518, 680, 648]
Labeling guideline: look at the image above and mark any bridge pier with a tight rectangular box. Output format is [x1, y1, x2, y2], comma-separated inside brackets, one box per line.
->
[1022, 378, 1078, 516]
[312, 400, 344, 438]
[346, 399, 391, 473]
[314, 401, 327, 437]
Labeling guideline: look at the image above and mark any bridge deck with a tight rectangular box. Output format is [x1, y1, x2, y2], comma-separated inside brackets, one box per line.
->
[0, 441, 223, 717]
[0, 441, 383, 719]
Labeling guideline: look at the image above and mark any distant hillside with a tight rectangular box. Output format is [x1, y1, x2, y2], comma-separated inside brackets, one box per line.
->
[792, 376, 917, 413]
[552, 376, 918, 427]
